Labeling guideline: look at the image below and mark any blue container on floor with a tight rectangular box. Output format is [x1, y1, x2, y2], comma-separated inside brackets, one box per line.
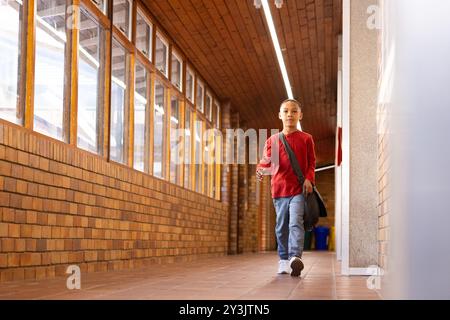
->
[314, 226, 329, 250]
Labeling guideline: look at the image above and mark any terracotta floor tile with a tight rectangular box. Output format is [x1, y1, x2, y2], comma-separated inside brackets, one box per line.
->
[0, 252, 380, 300]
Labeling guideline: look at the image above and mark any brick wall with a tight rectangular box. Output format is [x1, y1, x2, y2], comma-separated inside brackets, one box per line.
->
[0, 120, 228, 282]
[377, 97, 389, 272]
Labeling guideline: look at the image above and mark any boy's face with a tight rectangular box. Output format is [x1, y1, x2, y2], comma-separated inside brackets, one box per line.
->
[279, 102, 303, 127]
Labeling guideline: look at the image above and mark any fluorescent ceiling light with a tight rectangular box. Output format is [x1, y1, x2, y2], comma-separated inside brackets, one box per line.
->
[261, 0, 293, 99]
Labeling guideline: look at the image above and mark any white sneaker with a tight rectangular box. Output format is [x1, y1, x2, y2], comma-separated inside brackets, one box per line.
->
[289, 256, 304, 277]
[277, 260, 291, 274]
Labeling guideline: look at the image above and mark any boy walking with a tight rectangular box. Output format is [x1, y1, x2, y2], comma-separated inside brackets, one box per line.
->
[257, 99, 316, 277]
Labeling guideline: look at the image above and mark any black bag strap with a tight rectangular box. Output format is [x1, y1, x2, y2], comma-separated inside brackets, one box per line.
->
[279, 132, 305, 187]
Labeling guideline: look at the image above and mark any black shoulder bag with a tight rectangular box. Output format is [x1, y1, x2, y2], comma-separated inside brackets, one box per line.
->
[279, 133, 327, 231]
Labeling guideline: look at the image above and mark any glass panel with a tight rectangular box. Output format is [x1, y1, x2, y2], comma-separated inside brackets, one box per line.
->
[136, 10, 152, 61]
[91, 0, 107, 13]
[186, 68, 194, 103]
[153, 80, 166, 178]
[205, 92, 212, 121]
[110, 38, 127, 164]
[194, 119, 202, 193]
[113, 0, 131, 39]
[134, 61, 148, 172]
[169, 96, 181, 185]
[155, 33, 168, 77]
[204, 127, 210, 195]
[184, 107, 192, 189]
[215, 102, 220, 129]
[34, 0, 67, 141]
[212, 135, 217, 198]
[196, 81, 204, 113]
[0, 0, 23, 125]
[171, 52, 182, 91]
[78, 7, 103, 154]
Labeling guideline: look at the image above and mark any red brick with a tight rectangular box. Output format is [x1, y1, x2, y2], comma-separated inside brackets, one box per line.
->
[17, 151, 29, 165]
[0, 223, 8, 237]
[8, 223, 20, 237]
[0, 254, 7, 268]
[15, 239, 26, 252]
[16, 180, 28, 194]
[7, 253, 20, 267]
[3, 177, 16, 193]
[0, 160, 11, 176]
[2, 238, 14, 252]
[26, 211, 38, 224]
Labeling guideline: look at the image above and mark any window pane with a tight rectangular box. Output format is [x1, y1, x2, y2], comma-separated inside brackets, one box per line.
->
[78, 7, 102, 154]
[136, 10, 152, 60]
[91, 0, 107, 13]
[134, 61, 148, 172]
[0, 0, 22, 125]
[34, 0, 67, 141]
[171, 53, 182, 91]
[184, 107, 192, 189]
[215, 102, 220, 129]
[204, 128, 210, 196]
[206, 93, 212, 121]
[110, 39, 127, 164]
[194, 119, 202, 193]
[196, 81, 204, 113]
[155, 33, 168, 77]
[170, 96, 181, 185]
[113, 0, 131, 39]
[186, 69, 194, 103]
[153, 80, 166, 178]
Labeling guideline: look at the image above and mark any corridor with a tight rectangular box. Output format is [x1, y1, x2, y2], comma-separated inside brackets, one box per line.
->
[2, 0, 450, 301]
[0, 252, 379, 300]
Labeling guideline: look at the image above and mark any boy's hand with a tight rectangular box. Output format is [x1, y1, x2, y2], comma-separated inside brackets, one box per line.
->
[303, 179, 313, 195]
[256, 168, 265, 181]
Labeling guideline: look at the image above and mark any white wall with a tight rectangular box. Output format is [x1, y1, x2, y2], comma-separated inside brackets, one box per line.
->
[381, 0, 450, 299]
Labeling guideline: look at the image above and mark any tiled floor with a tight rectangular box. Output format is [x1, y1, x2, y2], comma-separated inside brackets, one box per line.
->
[0, 251, 381, 300]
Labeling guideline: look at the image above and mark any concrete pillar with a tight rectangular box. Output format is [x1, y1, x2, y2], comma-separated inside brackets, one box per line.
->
[342, 0, 379, 273]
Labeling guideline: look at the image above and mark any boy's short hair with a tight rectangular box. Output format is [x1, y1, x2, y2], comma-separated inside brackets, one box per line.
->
[280, 99, 302, 111]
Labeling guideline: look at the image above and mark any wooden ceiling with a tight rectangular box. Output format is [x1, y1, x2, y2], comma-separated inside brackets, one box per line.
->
[142, 0, 342, 165]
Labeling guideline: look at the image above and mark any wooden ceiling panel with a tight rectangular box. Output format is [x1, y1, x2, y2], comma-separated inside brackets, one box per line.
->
[141, 0, 341, 165]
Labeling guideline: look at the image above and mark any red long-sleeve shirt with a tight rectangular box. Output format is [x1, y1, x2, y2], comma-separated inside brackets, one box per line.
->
[258, 131, 316, 198]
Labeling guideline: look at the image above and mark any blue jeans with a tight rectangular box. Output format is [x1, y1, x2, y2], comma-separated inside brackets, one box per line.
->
[273, 194, 305, 260]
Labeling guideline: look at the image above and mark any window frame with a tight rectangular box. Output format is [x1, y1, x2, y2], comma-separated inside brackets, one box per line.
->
[155, 31, 169, 78]
[196, 78, 205, 113]
[112, 0, 133, 40]
[185, 66, 195, 104]
[170, 49, 183, 93]
[205, 91, 213, 123]
[135, 6, 153, 62]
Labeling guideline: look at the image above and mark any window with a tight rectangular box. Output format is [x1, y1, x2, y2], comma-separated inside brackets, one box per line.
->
[91, 0, 107, 13]
[215, 101, 220, 129]
[155, 32, 168, 77]
[134, 61, 149, 172]
[194, 118, 203, 193]
[196, 80, 204, 113]
[186, 68, 194, 104]
[205, 92, 213, 122]
[203, 125, 212, 196]
[113, 0, 131, 39]
[136, 9, 152, 61]
[171, 51, 182, 92]
[153, 80, 167, 178]
[77, 7, 104, 154]
[169, 95, 181, 185]
[33, 0, 67, 140]
[184, 106, 192, 189]
[110, 38, 128, 164]
[0, 0, 23, 125]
